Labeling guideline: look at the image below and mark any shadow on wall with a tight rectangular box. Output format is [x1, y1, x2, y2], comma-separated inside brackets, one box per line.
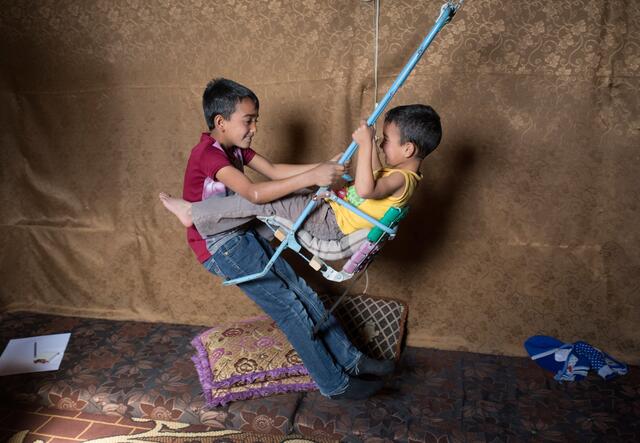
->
[1, 9, 129, 306]
[282, 118, 311, 164]
[3, 11, 123, 220]
[258, 110, 315, 165]
[383, 141, 478, 265]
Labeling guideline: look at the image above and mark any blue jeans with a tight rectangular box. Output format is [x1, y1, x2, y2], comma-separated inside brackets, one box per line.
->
[203, 229, 363, 397]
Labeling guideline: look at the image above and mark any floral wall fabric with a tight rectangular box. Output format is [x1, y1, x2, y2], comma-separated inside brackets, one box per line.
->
[1, 1, 638, 363]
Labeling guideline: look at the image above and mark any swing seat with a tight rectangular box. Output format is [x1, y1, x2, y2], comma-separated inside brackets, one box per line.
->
[255, 205, 409, 283]
[258, 215, 370, 261]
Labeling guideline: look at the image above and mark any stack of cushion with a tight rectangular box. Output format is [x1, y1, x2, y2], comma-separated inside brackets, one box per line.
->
[191, 294, 408, 407]
[191, 315, 318, 407]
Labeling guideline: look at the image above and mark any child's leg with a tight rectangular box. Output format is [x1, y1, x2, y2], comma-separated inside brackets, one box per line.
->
[158, 192, 266, 233]
[264, 234, 395, 376]
[192, 192, 344, 240]
[259, 233, 361, 370]
[208, 230, 383, 398]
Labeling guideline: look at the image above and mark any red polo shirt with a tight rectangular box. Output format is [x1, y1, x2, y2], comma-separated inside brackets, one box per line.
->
[182, 133, 256, 262]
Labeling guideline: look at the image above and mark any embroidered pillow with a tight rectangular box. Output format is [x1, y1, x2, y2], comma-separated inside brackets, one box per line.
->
[191, 315, 317, 407]
[201, 374, 316, 407]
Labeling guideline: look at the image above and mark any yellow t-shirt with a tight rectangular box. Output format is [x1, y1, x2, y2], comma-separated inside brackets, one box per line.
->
[329, 168, 421, 234]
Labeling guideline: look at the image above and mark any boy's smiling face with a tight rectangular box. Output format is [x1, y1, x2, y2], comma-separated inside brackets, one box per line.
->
[215, 98, 259, 148]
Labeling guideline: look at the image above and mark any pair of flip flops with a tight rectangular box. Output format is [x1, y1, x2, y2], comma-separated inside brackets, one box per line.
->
[525, 335, 628, 382]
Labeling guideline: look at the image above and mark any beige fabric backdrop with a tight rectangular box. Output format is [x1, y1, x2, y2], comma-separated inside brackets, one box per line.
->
[1, 0, 639, 363]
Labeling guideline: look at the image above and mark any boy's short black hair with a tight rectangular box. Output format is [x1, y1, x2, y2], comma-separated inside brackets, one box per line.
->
[203, 78, 259, 131]
[384, 104, 442, 159]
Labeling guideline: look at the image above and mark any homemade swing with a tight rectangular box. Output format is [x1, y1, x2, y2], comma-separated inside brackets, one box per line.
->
[224, 1, 463, 290]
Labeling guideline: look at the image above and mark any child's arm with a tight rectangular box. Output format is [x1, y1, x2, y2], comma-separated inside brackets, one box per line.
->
[248, 155, 323, 180]
[216, 160, 344, 204]
[352, 122, 404, 200]
[248, 152, 345, 181]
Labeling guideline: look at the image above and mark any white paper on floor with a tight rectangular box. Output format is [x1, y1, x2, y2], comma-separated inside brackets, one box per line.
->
[0, 333, 71, 376]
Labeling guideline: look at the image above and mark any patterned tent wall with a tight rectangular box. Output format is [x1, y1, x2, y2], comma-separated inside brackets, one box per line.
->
[1, 0, 639, 363]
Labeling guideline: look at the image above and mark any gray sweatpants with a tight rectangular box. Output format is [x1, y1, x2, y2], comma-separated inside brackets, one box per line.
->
[192, 191, 344, 241]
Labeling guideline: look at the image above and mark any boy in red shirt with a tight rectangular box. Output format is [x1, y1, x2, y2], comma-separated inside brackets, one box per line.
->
[163, 78, 393, 399]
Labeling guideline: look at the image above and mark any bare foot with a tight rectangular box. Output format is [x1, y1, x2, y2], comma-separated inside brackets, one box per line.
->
[159, 192, 193, 227]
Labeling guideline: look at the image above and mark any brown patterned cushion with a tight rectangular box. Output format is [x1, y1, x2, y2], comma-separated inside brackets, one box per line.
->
[191, 315, 317, 407]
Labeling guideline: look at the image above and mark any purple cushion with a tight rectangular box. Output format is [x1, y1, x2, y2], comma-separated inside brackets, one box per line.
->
[191, 315, 317, 407]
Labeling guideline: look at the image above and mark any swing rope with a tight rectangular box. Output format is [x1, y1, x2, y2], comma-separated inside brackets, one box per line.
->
[373, 0, 380, 109]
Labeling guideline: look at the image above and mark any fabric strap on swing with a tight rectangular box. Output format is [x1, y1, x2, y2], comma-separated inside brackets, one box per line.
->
[259, 215, 370, 261]
[258, 206, 408, 262]
[341, 206, 408, 274]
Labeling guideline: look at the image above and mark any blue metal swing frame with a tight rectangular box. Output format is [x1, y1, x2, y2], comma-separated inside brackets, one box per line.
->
[223, 1, 463, 286]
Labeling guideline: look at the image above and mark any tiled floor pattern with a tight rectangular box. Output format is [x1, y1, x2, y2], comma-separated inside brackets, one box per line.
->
[0, 405, 214, 442]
